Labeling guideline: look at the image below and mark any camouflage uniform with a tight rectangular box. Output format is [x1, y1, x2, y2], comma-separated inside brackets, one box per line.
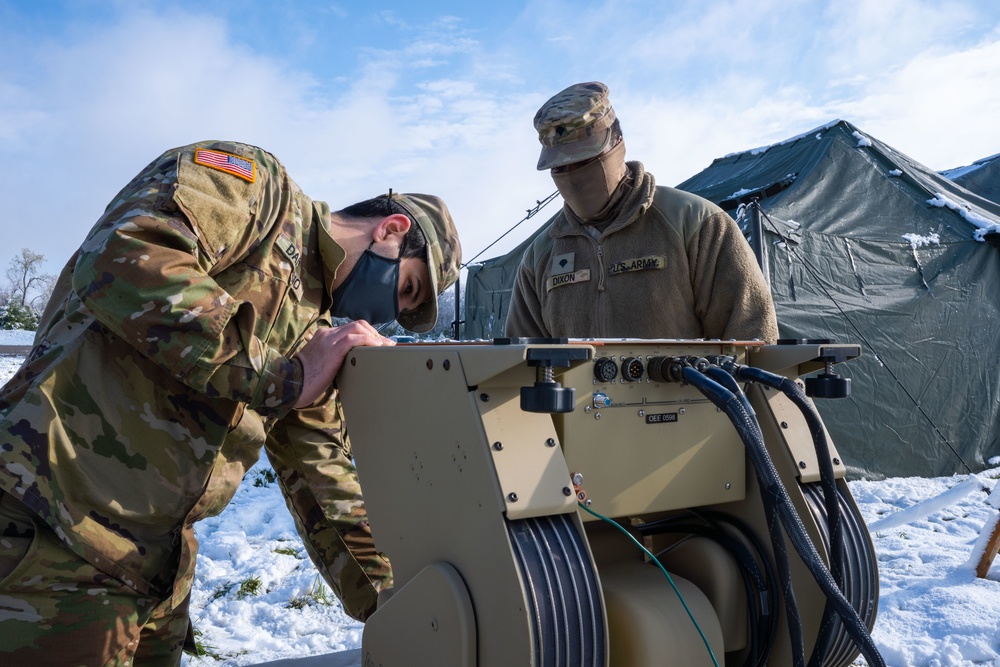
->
[0, 141, 460, 664]
[506, 82, 778, 342]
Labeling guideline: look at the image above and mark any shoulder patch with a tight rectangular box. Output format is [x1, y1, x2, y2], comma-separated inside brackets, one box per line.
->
[194, 148, 256, 183]
[608, 255, 666, 276]
[547, 268, 590, 292]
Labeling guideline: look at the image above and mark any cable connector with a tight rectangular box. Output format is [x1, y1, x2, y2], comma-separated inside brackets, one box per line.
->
[570, 472, 591, 506]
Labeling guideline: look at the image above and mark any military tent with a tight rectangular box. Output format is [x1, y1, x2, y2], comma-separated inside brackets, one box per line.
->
[463, 119, 1000, 479]
[942, 153, 1000, 205]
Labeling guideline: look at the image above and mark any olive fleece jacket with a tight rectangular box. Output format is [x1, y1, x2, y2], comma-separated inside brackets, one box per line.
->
[505, 162, 779, 342]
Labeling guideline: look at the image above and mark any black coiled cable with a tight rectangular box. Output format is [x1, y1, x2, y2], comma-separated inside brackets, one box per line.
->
[635, 509, 780, 667]
[723, 362, 849, 667]
[680, 364, 886, 667]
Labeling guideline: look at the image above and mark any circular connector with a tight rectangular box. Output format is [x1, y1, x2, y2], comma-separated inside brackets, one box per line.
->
[620, 357, 645, 382]
[647, 356, 684, 383]
[593, 357, 618, 383]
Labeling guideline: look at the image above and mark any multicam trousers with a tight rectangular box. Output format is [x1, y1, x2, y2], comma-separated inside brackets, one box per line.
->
[0, 490, 191, 667]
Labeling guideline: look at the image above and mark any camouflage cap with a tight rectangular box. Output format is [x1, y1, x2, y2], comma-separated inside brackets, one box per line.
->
[391, 193, 462, 333]
[534, 81, 617, 171]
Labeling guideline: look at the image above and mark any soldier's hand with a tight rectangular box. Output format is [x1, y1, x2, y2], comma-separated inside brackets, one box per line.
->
[293, 321, 395, 408]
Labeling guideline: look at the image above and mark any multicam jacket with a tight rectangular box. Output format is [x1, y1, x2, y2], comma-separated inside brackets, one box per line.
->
[0, 141, 390, 620]
[505, 162, 779, 343]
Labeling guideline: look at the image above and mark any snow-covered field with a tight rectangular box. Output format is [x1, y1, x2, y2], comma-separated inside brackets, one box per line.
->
[1, 337, 998, 666]
[0, 329, 34, 347]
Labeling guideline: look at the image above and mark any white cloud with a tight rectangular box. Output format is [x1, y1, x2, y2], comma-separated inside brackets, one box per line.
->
[1, 0, 999, 279]
[833, 37, 1000, 170]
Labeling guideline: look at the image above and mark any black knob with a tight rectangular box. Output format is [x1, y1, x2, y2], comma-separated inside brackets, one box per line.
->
[805, 373, 851, 399]
[521, 382, 577, 413]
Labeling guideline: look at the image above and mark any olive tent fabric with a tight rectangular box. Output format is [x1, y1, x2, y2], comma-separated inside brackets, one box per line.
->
[464, 223, 548, 340]
[674, 120, 1000, 479]
[463, 120, 1000, 478]
[943, 153, 1000, 205]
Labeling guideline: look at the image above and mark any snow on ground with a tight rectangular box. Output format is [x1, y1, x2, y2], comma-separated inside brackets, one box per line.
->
[1, 348, 999, 666]
[852, 474, 1000, 666]
[0, 329, 32, 379]
[183, 460, 364, 665]
[0, 328, 34, 346]
[180, 461, 1000, 667]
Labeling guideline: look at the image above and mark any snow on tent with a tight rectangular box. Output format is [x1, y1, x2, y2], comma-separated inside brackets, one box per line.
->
[462, 119, 1000, 479]
[942, 152, 1000, 205]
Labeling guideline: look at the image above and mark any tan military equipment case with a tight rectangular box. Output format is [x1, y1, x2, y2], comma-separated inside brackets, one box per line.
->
[338, 339, 876, 667]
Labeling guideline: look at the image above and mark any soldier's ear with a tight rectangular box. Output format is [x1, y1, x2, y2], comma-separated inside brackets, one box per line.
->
[373, 214, 412, 243]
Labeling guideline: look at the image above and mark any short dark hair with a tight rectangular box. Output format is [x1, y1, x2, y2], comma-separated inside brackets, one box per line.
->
[336, 196, 427, 259]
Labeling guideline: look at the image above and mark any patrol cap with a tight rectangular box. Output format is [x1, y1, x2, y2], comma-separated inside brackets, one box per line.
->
[390, 193, 463, 333]
[533, 81, 618, 171]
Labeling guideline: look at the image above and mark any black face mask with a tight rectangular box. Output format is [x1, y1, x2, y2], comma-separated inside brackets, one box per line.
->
[331, 245, 400, 325]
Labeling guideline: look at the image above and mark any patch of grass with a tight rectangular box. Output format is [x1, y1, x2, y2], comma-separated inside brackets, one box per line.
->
[273, 546, 301, 558]
[209, 582, 235, 602]
[253, 468, 278, 487]
[185, 627, 222, 661]
[236, 575, 263, 599]
[286, 575, 332, 609]
[286, 596, 308, 610]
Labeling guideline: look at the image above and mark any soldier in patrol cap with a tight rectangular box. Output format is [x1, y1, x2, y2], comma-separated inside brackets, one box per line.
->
[506, 82, 778, 342]
[0, 141, 461, 665]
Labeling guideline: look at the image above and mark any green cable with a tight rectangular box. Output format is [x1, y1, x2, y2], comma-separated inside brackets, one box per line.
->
[578, 502, 721, 667]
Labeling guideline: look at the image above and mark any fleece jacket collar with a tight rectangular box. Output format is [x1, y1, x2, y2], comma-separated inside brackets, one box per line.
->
[549, 161, 657, 241]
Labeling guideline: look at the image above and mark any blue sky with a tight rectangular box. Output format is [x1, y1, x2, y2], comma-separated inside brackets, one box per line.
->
[2, 0, 999, 282]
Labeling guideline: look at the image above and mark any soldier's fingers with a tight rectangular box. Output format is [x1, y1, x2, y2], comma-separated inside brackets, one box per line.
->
[332, 320, 377, 338]
[342, 320, 395, 344]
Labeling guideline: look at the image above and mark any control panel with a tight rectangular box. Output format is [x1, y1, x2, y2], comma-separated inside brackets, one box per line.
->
[553, 340, 750, 520]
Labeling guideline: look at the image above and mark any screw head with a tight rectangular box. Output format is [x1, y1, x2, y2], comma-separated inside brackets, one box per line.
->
[480, 393, 490, 402]
[507, 492, 518, 502]
[799, 461, 807, 469]
[545, 438, 556, 447]
[563, 487, 572, 496]
[492, 442, 503, 451]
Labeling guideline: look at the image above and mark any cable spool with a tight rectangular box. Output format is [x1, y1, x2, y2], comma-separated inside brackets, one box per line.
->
[507, 514, 606, 667]
[800, 482, 879, 667]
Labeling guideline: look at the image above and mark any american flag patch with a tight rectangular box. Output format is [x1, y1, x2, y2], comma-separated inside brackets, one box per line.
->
[194, 148, 256, 182]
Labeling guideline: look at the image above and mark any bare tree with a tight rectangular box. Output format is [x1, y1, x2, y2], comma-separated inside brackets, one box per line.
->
[5, 248, 55, 309]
